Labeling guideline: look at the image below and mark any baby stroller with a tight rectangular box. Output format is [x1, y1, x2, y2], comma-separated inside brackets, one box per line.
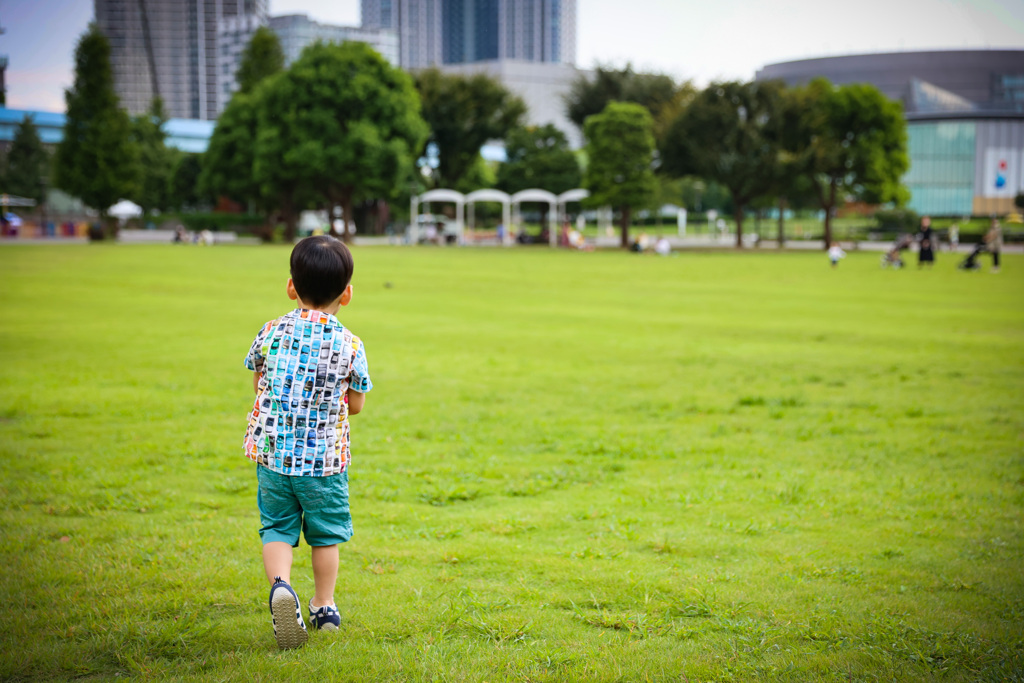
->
[880, 234, 913, 269]
[958, 243, 987, 270]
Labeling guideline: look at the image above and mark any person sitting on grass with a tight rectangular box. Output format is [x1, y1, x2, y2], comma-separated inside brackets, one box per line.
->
[243, 235, 373, 650]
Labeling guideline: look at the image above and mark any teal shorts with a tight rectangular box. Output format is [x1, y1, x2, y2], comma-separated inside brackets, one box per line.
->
[256, 466, 353, 547]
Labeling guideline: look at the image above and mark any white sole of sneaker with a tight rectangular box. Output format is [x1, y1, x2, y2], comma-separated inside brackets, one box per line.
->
[318, 622, 339, 632]
[271, 592, 308, 650]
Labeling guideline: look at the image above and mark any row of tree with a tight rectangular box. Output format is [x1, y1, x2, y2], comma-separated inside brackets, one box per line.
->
[4, 24, 208, 218]
[571, 67, 909, 248]
[200, 32, 907, 249]
[17, 23, 907, 250]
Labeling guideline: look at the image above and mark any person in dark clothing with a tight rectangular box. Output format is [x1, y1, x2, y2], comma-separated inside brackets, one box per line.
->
[917, 215, 935, 268]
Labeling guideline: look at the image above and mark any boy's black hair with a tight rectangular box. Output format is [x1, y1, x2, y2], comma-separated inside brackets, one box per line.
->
[289, 235, 354, 307]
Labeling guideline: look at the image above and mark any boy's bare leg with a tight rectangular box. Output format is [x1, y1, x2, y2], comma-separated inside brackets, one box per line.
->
[310, 545, 339, 607]
[263, 541, 294, 584]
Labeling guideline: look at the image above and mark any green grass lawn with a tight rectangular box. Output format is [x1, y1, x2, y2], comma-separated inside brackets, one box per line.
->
[1, 245, 1022, 682]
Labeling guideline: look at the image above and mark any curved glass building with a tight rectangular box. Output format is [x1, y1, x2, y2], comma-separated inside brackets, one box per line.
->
[756, 50, 1024, 216]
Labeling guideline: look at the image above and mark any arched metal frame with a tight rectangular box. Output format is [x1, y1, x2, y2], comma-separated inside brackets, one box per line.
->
[511, 189, 558, 247]
[410, 188, 591, 247]
[410, 189, 465, 244]
[556, 188, 590, 233]
[464, 189, 513, 246]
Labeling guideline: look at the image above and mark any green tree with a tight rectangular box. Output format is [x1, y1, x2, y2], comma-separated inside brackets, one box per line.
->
[497, 124, 581, 195]
[200, 90, 261, 209]
[54, 23, 139, 222]
[764, 92, 821, 246]
[168, 152, 206, 211]
[661, 80, 786, 247]
[566, 65, 693, 144]
[415, 68, 525, 188]
[256, 41, 428, 239]
[789, 78, 909, 247]
[454, 155, 497, 194]
[582, 101, 657, 248]
[3, 116, 49, 206]
[131, 97, 175, 213]
[200, 27, 284, 226]
[235, 26, 285, 95]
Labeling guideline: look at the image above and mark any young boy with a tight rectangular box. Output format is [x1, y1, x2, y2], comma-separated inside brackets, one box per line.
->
[243, 235, 372, 649]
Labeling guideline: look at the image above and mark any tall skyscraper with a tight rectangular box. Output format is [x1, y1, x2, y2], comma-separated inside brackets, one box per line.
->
[499, 0, 575, 65]
[361, 0, 442, 69]
[441, 0, 498, 64]
[362, 0, 574, 69]
[268, 14, 398, 67]
[95, 0, 268, 121]
[216, 12, 267, 114]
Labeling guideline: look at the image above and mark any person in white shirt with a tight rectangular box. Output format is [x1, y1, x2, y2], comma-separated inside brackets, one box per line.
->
[828, 242, 846, 268]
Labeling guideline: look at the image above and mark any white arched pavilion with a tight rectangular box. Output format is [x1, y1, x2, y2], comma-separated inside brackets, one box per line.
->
[557, 188, 590, 227]
[464, 189, 512, 246]
[511, 189, 558, 246]
[411, 189, 465, 244]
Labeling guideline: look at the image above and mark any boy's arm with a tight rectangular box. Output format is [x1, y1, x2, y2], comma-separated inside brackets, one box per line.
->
[347, 389, 366, 415]
[346, 336, 372, 416]
[244, 321, 272, 393]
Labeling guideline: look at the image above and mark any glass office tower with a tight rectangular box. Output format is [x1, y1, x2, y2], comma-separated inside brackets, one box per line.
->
[362, 0, 575, 69]
[96, 0, 268, 120]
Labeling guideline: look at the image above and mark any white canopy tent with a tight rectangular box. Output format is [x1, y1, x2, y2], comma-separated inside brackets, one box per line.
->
[410, 189, 465, 244]
[511, 189, 558, 247]
[464, 189, 512, 246]
[108, 199, 143, 220]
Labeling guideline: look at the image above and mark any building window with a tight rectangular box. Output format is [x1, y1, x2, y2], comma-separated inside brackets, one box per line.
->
[905, 122, 976, 216]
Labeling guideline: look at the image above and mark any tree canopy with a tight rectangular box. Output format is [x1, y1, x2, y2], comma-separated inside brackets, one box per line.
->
[168, 153, 206, 212]
[661, 80, 786, 247]
[582, 101, 657, 248]
[54, 23, 139, 219]
[255, 41, 428, 238]
[200, 90, 261, 210]
[3, 116, 49, 206]
[415, 68, 526, 189]
[497, 124, 580, 196]
[235, 26, 285, 95]
[787, 78, 909, 246]
[130, 97, 175, 213]
[201, 26, 285, 221]
[565, 65, 693, 143]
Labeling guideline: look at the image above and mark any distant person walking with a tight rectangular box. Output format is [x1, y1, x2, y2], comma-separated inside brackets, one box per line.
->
[984, 218, 1003, 273]
[948, 223, 959, 251]
[917, 216, 935, 268]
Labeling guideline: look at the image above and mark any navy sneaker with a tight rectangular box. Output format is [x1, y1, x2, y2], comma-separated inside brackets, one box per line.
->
[308, 599, 340, 631]
[268, 577, 308, 649]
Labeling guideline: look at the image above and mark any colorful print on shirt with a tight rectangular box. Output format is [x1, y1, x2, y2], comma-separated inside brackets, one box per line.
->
[244, 309, 372, 477]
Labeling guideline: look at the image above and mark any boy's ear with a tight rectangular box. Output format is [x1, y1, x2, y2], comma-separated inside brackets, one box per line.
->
[340, 284, 353, 306]
[286, 278, 299, 301]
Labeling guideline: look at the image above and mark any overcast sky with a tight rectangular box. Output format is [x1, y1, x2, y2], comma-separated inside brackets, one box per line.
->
[2, 0, 1023, 112]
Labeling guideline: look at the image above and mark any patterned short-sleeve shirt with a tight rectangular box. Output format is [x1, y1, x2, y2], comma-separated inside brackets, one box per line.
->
[244, 309, 372, 476]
